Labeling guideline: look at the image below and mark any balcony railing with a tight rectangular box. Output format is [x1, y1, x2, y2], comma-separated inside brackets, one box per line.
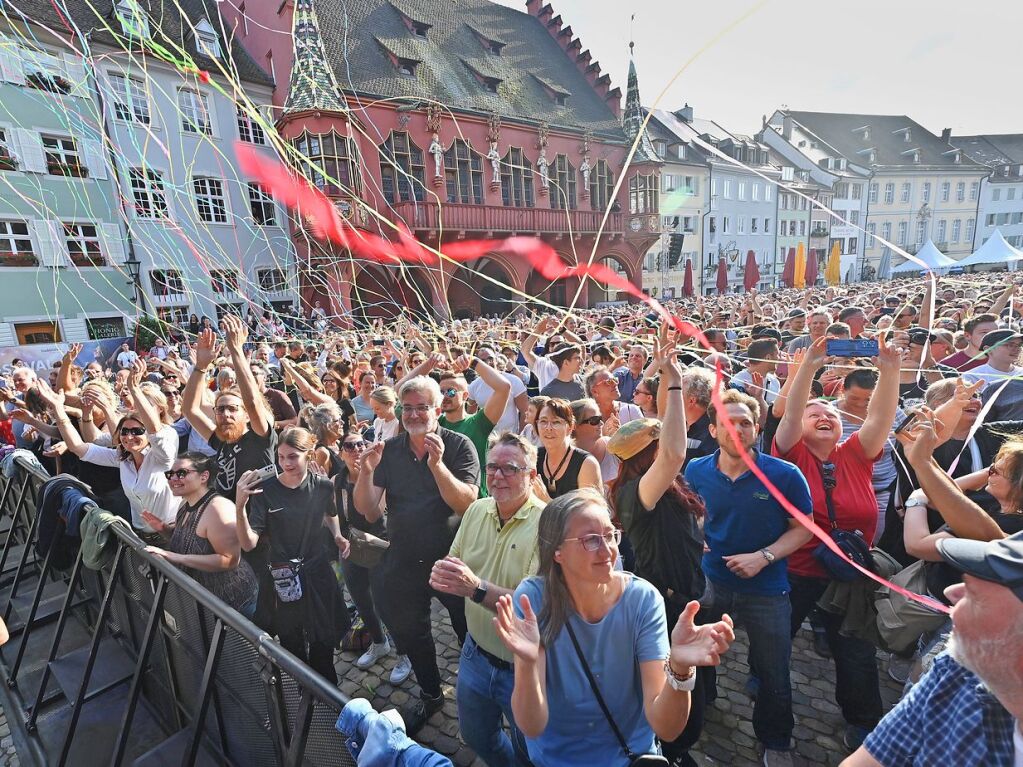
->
[151, 291, 186, 306]
[387, 202, 623, 236]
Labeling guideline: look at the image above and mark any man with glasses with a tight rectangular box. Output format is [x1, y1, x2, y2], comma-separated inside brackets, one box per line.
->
[430, 432, 543, 766]
[181, 316, 276, 500]
[437, 354, 511, 496]
[354, 376, 479, 723]
[614, 345, 650, 403]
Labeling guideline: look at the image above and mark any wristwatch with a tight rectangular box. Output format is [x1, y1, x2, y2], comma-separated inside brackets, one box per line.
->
[905, 497, 927, 509]
[759, 548, 776, 563]
[471, 580, 488, 604]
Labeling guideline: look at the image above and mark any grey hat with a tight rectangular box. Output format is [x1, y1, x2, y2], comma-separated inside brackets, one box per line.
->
[937, 532, 1023, 602]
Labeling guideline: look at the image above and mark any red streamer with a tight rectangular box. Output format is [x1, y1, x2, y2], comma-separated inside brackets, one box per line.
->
[236, 142, 950, 616]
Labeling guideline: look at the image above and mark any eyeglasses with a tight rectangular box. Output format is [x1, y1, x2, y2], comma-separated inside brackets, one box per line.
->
[484, 463, 527, 477]
[162, 390, 180, 399]
[120, 427, 146, 437]
[579, 416, 604, 427]
[402, 404, 433, 415]
[164, 374, 178, 380]
[214, 405, 241, 414]
[441, 387, 459, 398]
[164, 468, 198, 480]
[342, 440, 367, 452]
[635, 389, 651, 397]
[563, 529, 622, 552]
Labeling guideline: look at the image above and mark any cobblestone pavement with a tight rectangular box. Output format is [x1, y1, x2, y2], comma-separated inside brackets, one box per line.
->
[0, 708, 18, 767]
[336, 602, 904, 767]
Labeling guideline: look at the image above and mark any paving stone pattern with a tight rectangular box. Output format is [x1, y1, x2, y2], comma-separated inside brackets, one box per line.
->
[336, 602, 905, 767]
[0, 708, 18, 767]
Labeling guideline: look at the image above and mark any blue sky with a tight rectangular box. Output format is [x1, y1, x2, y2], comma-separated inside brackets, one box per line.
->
[492, 0, 1023, 138]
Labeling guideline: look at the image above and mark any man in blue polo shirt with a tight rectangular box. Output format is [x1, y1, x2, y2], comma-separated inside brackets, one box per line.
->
[685, 388, 813, 766]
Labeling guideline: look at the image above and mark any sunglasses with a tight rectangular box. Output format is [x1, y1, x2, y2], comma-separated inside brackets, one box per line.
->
[164, 468, 198, 480]
[120, 427, 146, 437]
[342, 440, 367, 451]
[441, 387, 459, 398]
[579, 416, 604, 427]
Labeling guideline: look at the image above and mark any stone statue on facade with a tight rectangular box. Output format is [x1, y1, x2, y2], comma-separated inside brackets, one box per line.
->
[536, 121, 551, 194]
[487, 142, 501, 185]
[429, 132, 444, 178]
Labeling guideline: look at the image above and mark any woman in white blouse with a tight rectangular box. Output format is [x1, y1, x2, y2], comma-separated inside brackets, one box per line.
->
[38, 362, 178, 543]
[370, 386, 399, 442]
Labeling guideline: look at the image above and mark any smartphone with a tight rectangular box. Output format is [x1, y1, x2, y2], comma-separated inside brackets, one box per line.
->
[893, 410, 920, 435]
[373, 338, 385, 346]
[826, 338, 879, 358]
[250, 465, 278, 484]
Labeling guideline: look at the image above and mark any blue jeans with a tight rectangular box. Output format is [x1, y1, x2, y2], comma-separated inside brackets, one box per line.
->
[456, 635, 530, 767]
[701, 579, 794, 750]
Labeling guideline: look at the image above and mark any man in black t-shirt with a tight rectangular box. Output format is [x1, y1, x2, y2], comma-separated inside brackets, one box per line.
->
[182, 315, 277, 501]
[354, 375, 479, 722]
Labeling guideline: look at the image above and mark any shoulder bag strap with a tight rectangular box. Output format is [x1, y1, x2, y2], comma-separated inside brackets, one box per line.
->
[819, 460, 839, 530]
[564, 618, 636, 760]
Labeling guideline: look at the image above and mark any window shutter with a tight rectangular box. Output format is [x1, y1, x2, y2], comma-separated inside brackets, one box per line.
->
[15, 130, 46, 173]
[0, 323, 15, 347]
[63, 53, 88, 97]
[99, 223, 126, 263]
[0, 36, 25, 85]
[32, 219, 66, 266]
[81, 138, 108, 179]
[61, 317, 90, 342]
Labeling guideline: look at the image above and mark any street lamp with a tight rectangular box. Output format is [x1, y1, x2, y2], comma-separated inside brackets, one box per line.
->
[123, 255, 145, 312]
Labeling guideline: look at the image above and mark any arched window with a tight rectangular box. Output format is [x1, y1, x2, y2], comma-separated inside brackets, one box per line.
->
[379, 131, 426, 204]
[629, 173, 657, 214]
[500, 147, 534, 208]
[589, 159, 613, 212]
[294, 130, 361, 194]
[552, 154, 576, 210]
[444, 139, 484, 204]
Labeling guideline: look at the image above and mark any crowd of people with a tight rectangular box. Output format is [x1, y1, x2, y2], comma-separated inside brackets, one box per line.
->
[2, 272, 1023, 766]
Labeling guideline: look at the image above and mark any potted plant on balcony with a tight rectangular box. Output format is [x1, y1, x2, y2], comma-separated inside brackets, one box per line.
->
[26, 71, 72, 94]
[0, 150, 17, 172]
[47, 160, 88, 178]
[1, 251, 39, 267]
[70, 251, 106, 267]
[810, 226, 829, 238]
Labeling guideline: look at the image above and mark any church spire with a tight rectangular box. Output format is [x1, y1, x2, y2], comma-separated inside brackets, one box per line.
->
[283, 0, 347, 114]
[622, 42, 659, 163]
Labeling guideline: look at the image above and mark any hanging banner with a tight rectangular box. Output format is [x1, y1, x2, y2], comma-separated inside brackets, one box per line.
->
[0, 338, 133, 377]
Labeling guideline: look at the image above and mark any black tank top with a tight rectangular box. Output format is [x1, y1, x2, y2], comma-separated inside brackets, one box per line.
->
[538, 446, 590, 498]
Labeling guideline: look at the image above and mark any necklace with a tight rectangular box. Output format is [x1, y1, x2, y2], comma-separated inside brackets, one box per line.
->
[543, 447, 572, 494]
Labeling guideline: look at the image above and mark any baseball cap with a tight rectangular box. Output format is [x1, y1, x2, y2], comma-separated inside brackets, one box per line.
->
[751, 326, 783, 343]
[907, 327, 937, 345]
[607, 418, 661, 460]
[788, 308, 807, 319]
[979, 329, 1023, 351]
[936, 533, 1023, 602]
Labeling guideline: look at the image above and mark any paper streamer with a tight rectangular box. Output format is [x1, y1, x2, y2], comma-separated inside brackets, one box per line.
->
[237, 142, 951, 616]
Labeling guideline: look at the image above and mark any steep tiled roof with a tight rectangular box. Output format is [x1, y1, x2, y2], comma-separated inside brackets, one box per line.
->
[786, 111, 985, 170]
[952, 134, 1023, 167]
[310, 0, 626, 139]
[622, 57, 659, 163]
[9, 0, 274, 87]
[286, 0, 348, 113]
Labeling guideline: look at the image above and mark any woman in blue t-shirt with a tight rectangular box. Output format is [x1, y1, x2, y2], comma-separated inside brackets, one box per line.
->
[494, 488, 735, 766]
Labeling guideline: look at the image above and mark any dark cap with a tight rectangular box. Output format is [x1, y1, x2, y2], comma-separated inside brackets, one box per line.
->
[908, 327, 937, 345]
[751, 326, 783, 343]
[979, 329, 1023, 351]
[598, 317, 616, 330]
[788, 308, 807, 319]
[937, 533, 1023, 602]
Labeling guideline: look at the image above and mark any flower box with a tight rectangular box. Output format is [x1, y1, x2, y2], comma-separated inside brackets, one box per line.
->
[26, 71, 72, 95]
[70, 253, 106, 267]
[47, 161, 88, 178]
[0, 252, 39, 267]
[0, 155, 17, 172]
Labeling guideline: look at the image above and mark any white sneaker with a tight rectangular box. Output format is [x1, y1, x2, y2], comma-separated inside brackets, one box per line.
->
[356, 641, 391, 670]
[389, 655, 413, 685]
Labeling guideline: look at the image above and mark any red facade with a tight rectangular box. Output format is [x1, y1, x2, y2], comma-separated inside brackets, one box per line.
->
[224, 1, 660, 322]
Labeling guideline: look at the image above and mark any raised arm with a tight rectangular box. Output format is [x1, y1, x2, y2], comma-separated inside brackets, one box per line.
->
[638, 353, 686, 511]
[280, 359, 331, 406]
[222, 315, 272, 436]
[857, 335, 902, 458]
[125, 359, 164, 435]
[352, 442, 386, 523]
[468, 356, 511, 426]
[990, 283, 1016, 318]
[773, 338, 826, 455]
[521, 316, 553, 369]
[36, 381, 90, 458]
[57, 343, 83, 394]
[181, 329, 217, 441]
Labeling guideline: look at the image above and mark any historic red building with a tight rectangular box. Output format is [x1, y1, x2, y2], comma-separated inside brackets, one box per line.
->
[223, 0, 660, 321]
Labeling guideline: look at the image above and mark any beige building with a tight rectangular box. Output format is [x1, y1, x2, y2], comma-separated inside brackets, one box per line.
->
[764, 111, 986, 279]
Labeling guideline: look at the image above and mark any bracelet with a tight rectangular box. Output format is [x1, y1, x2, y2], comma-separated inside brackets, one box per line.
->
[667, 386, 683, 392]
[663, 658, 697, 691]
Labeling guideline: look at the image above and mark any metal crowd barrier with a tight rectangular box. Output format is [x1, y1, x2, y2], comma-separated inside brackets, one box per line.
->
[0, 456, 360, 766]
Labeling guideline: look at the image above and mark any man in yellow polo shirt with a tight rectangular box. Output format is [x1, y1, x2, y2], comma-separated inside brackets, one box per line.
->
[430, 431, 543, 767]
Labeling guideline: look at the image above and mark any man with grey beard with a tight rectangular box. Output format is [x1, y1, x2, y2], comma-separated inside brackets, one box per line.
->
[841, 533, 1023, 767]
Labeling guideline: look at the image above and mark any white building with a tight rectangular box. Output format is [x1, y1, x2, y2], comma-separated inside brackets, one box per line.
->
[951, 134, 1023, 251]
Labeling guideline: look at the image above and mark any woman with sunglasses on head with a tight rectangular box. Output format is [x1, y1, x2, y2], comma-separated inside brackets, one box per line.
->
[143, 453, 258, 617]
[332, 429, 401, 672]
[533, 398, 602, 503]
[570, 398, 619, 488]
[633, 377, 659, 419]
[494, 488, 734, 766]
[38, 361, 179, 543]
[303, 402, 347, 478]
[235, 427, 351, 683]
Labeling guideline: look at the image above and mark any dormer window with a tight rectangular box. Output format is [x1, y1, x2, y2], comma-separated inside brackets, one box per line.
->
[853, 124, 870, 141]
[397, 57, 418, 76]
[411, 21, 430, 38]
[481, 76, 499, 93]
[195, 20, 221, 59]
[115, 0, 150, 39]
[654, 141, 666, 158]
[489, 40, 504, 55]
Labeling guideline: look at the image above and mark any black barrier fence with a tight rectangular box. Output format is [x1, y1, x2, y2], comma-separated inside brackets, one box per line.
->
[0, 456, 362, 766]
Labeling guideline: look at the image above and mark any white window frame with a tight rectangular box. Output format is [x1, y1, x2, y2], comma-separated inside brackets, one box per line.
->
[956, 182, 965, 202]
[129, 167, 170, 219]
[940, 182, 950, 202]
[966, 218, 975, 241]
[193, 176, 228, 224]
[257, 267, 287, 293]
[108, 73, 150, 124]
[952, 219, 961, 242]
[868, 183, 878, 204]
[921, 182, 931, 203]
[247, 182, 277, 226]
[884, 183, 894, 204]
[179, 88, 213, 136]
[115, 0, 151, 39]
[970, 181, 979, 201]
[901, 182, 912, 203]
[897, 221, 908, 245]
[993, 188, 1001, 202]
[237, 105, 266, 145]
[0, 219, 34, 260]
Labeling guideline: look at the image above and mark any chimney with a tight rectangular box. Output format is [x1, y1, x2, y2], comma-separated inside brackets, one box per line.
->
[577, 49, 591, 68]
[605, 86, 622, 118]
[941, 127, 951, 143]
[782, 114, 793, 140]
[677, 102, 693, 122]
[525, 0, 542, 14]
[538, 3, 554, 23]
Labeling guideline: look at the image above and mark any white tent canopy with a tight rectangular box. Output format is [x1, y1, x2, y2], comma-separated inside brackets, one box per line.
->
[891, 239, 957, 273]
[955, 229, 1023, 268]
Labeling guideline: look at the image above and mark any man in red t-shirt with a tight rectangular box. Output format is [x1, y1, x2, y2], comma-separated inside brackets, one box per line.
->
[772, 334, 901, 751]
[940, 313, 997, 372]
